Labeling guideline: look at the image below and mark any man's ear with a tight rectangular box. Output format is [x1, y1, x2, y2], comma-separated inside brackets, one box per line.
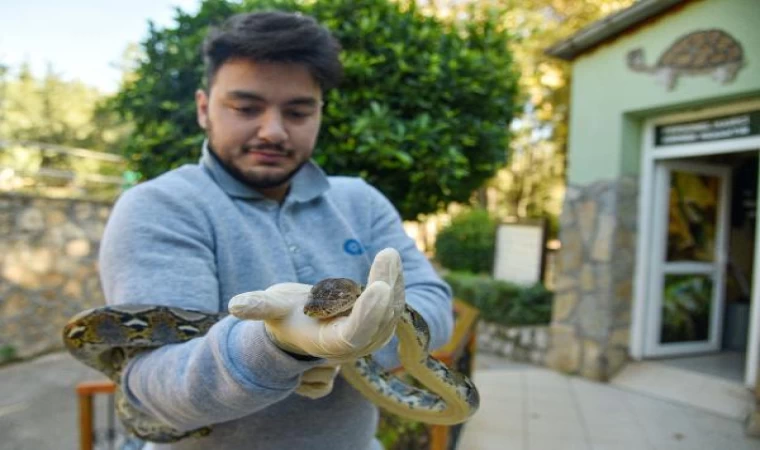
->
[196, 89, 209, 130]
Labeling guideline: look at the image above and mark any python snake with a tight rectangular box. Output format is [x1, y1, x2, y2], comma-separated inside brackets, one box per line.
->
[62, 278, 480, 443]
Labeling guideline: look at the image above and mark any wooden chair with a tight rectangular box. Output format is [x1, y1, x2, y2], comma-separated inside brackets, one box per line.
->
[75, 380, 116, 450]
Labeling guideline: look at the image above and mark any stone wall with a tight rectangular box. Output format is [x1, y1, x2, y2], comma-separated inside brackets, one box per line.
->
[477, 321, 550, 365]
[0, 193, 111, 361]
[545, 176, 638, 381]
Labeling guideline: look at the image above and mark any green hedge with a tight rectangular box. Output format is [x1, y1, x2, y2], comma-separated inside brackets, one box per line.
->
[443, 271, 552, 326]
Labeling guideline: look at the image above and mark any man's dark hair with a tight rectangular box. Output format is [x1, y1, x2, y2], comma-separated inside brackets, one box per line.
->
[202, 10, 343, 92]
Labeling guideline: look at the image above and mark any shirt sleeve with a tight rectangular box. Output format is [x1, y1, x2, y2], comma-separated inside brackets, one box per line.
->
[360, 182, 455, 369]
[99, 180, 322, 431]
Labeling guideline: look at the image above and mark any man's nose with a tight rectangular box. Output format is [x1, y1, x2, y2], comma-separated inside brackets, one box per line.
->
[258, 110, 287, 143]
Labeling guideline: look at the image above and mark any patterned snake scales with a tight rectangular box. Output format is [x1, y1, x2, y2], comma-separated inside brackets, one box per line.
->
[62, 278, 480, 443]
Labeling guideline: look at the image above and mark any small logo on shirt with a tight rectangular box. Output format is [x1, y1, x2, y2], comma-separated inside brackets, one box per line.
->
[343, 239, 364, 255]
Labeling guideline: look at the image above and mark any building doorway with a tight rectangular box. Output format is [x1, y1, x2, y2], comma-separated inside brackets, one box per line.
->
[649, 151, 757, 385]
[631, 101, 760, 389]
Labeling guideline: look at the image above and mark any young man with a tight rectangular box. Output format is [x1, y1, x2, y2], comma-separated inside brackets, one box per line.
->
[99, 10, 453, 450]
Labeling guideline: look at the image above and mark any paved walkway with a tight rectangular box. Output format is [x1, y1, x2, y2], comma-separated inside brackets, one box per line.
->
[459, 354, 760, 450]
[0, 352, 105, 450]
[2, 351, 760, 449]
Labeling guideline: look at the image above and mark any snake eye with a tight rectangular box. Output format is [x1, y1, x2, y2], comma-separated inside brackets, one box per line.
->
[66, 325, 87, 340]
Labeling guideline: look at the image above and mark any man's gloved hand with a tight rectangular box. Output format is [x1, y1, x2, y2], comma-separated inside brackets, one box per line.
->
[228, 248, 406, 362]
[294, 364, 341, 399]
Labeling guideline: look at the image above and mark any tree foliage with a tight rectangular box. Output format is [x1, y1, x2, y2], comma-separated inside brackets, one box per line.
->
[0, 61, 129, 198]
[0, 63, 129, 152]
[427, 0, 634, 237]
[108, 0, 519, 219]
[494, 0, 635, 235]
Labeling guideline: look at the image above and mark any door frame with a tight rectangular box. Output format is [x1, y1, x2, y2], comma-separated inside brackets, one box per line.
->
[631, 99, 760, 388]
[644, 161, 731, 357]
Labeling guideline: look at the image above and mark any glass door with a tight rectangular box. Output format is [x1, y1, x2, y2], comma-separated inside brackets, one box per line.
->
[645, 161, 732, 356]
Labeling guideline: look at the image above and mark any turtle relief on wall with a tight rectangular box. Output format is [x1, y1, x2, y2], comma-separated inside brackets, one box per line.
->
[627, 29, 745, 91]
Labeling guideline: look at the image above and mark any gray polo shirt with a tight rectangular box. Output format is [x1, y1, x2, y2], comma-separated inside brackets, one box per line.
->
[98, 145, 454, 450]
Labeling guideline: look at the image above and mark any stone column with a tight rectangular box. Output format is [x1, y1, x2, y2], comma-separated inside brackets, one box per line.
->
[545, 177, 638, 381]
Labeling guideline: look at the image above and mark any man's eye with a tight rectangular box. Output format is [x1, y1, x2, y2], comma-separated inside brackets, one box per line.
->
[232, 106, 260, 116]
[286, 110, 312, 119]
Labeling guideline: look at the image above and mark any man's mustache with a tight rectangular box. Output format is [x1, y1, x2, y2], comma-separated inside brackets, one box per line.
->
[243, 144, 288, 154]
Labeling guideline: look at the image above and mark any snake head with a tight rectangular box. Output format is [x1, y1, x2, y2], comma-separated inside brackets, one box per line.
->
[304, 278, 362, 319]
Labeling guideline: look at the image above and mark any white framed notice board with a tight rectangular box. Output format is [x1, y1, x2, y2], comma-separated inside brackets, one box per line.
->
[492, 220, 547, 286]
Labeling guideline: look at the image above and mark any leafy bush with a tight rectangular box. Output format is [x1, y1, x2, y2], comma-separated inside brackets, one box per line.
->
[376, 412, 428, 450]
[443, 271, 552, 326]
[434, 208, 497, 274]
[0, 345, 17, 365]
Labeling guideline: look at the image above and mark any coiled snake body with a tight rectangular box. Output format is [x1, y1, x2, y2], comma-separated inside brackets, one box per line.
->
[63, 278, 479, 443]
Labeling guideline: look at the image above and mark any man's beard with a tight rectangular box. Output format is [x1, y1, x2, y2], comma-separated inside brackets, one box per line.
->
[206, 128, 306, 190]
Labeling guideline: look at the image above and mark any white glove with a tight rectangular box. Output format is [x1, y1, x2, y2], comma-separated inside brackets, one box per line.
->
[294, 364, 341, 399]
[228, 248, 406, 362]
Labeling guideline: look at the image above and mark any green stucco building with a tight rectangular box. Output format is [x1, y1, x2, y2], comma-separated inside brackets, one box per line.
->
[544, 0, 760, 434]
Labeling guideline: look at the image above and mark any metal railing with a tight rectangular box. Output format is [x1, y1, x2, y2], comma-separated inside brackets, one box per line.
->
[0, 140, 131, 200]
[0, 140, 125, 163]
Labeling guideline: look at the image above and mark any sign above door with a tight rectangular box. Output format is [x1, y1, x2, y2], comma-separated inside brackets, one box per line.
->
[655, 110, 760, 146]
